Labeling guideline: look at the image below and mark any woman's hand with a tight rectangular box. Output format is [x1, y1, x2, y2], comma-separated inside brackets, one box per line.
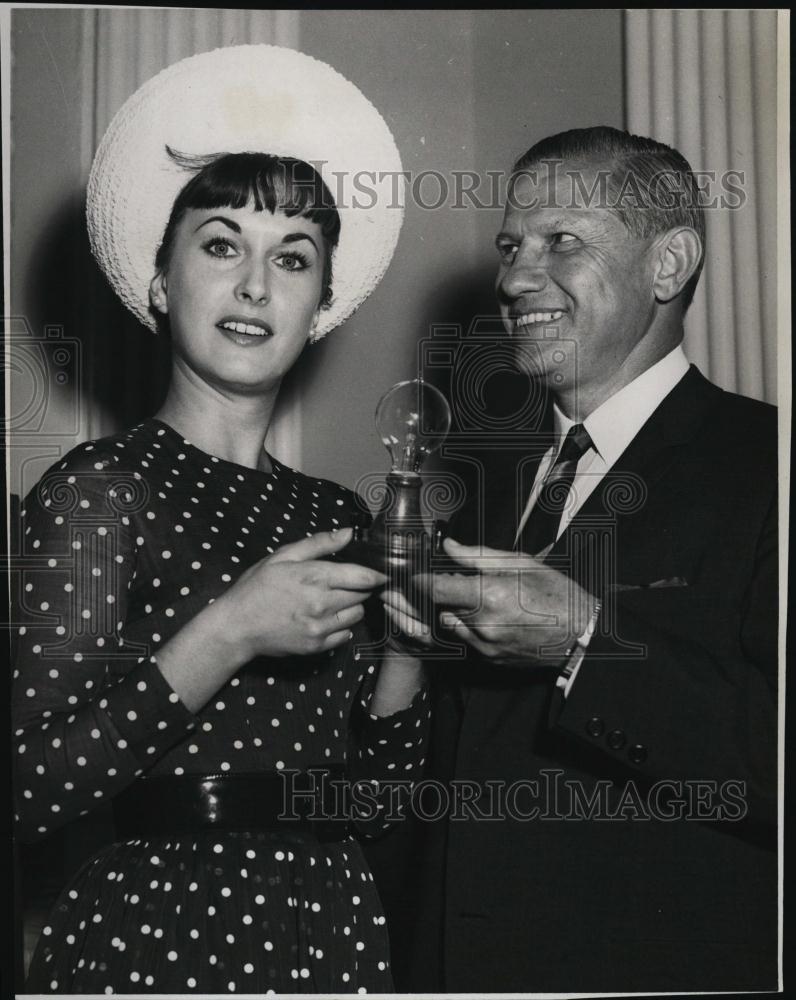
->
[157, 528, 386, 713]
[219, 527, 387, 660]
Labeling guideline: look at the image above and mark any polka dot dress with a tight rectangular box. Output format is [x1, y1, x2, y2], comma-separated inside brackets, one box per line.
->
[13, 418, 430, 994]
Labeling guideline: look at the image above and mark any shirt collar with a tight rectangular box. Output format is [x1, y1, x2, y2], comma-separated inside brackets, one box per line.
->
[552, 345, 690, 465]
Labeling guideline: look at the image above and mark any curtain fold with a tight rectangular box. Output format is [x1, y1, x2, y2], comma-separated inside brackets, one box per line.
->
[625, 9, 779, 404]
[77, 8, 303, 464]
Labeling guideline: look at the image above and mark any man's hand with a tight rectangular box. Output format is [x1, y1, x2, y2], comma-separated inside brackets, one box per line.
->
[408, 537, 595, 667]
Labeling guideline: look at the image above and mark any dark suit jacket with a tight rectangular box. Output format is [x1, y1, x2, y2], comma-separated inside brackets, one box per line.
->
[407, 366, 778, 993]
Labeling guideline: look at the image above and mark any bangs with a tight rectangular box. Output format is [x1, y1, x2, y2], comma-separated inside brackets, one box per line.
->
[154, 150, 341, 309]
[164, 148, 340, 241]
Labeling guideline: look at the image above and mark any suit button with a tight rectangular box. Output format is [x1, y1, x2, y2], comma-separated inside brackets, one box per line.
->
[607, 729, 626, 750]
[628, 743, 648, 764]
[586, 717, 604, 738]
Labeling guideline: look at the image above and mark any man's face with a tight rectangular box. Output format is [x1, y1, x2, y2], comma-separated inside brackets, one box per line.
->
[495, 161, 659, 403]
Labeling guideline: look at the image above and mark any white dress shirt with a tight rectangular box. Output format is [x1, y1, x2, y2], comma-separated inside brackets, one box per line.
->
[513, 345, 691, 694]
[515, 345, 691, 547]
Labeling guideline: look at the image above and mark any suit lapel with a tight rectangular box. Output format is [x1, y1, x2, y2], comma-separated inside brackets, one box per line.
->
[549, 366, 724, 563]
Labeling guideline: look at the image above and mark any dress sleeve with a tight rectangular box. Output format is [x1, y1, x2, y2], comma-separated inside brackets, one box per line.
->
[347, 647, 431, 840]
[12, 445, 197, 843]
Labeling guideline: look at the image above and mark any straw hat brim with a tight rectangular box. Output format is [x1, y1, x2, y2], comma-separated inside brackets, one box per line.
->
[86, 44, 404, 341]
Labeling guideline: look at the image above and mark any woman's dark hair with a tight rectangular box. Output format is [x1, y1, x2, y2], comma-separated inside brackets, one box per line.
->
[154, 149, 341, 310]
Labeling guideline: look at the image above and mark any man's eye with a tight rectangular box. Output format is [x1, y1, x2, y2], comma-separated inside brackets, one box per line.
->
[496, 242, 518, 262]
[551, 232, 578, 250]
[202, 238, 238, 258]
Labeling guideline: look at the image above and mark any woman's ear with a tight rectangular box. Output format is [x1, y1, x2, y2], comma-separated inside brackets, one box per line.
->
[652, 227, 702, 304]
[309, 308, 321, 340]
[149, 271, 169, 315]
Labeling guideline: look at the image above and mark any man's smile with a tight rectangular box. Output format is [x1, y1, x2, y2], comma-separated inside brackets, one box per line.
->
[512, 309, 565, 331]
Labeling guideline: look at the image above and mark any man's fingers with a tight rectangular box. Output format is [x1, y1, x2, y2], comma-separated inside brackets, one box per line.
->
[414, 571, 481, 610]
[268, 527, 354, 564]
[443, 537, 539, 571]
[439, 610, 492, 656]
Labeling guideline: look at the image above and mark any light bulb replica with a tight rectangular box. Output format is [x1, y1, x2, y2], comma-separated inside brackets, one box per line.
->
[346, 378, 452, 582]
[377, 378, 451, 474]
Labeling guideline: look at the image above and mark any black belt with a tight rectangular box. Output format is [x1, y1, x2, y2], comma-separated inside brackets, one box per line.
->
[112, 768, 351, 842]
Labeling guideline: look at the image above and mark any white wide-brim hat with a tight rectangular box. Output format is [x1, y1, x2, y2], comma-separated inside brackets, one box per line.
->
[86, 44, 404, 341]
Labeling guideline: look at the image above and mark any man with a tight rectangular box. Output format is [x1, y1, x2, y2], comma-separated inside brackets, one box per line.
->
[384, 127, 778, 993]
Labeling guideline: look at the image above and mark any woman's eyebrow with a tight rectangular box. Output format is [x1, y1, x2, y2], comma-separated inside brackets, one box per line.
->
[194, 215, 241, 233]
[282, 232, 319, 251]
[192, 219, 318, 252]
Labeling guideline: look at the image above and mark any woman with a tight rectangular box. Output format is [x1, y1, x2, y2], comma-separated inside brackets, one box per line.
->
[13, 45, 426, 994]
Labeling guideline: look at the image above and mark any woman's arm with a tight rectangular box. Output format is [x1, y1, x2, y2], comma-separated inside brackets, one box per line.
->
[13, 448, 385, 841]
[367, 650, 425, 718]
[347, 641, 431, 839]
[12, 449, 197, 841]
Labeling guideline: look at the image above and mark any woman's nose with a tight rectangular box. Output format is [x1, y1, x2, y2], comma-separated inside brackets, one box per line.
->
[235, 261, 270, 305]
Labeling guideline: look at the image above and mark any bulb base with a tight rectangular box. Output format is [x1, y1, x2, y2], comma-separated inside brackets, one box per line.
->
[343, 472, 442, 582]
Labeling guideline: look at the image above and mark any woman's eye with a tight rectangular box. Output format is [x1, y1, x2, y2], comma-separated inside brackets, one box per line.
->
[275, 252, 310, 271]
[203, 238, 238, 258]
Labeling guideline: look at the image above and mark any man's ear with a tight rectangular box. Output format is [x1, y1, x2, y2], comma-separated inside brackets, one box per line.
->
[652, 228, 702, 303]
[149, 271, 169, 315]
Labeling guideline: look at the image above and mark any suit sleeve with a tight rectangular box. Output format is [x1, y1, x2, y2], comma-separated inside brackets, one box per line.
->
[552, 491, 778, 831]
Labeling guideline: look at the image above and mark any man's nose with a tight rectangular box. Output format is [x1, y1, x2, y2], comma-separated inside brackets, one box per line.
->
[497, 247, 549, 301]
[235, 259, 270, 305]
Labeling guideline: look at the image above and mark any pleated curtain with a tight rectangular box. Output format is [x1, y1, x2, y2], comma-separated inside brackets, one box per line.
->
[625, 9, 780, 405]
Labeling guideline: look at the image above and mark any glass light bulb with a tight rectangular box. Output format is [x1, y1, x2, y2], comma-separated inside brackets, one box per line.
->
[375, 378, 452, 473]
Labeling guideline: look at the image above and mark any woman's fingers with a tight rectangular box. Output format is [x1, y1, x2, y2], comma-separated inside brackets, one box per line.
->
[321, 627, 357, 651]
[268, 527, 353, 564]
[383, 603, 435, 646]
[324, 563, 387, 591]
[380, 588, 418, 616]
[330, 603, 365, 631]
[322, 587, 377, 615]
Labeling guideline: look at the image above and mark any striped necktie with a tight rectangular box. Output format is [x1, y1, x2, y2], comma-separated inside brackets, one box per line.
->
[518, 423, 593, 557]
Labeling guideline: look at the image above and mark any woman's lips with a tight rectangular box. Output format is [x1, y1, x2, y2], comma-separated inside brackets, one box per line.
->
[217, 318, 273, 337]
